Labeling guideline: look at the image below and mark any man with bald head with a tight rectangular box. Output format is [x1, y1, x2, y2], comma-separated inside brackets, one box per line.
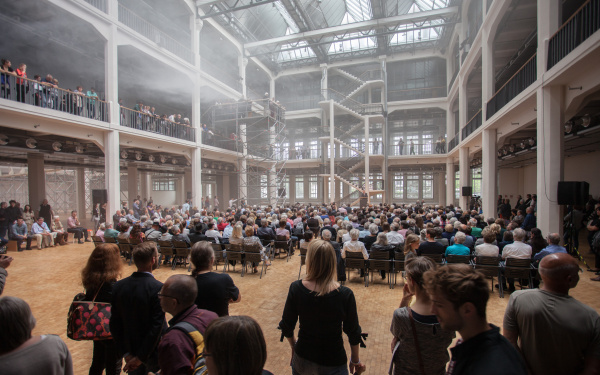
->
[503, 253, 600, 375]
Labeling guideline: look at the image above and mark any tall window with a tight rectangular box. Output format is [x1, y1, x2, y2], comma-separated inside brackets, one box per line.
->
[309, 175, 318, 199]
[296, 176, 304, 199]
[153, 175, 175, 191]
[407, 173, 419, 200]
[422, 134, 433, 155]
[393, 173, 404, 199]
[309, 140, 318, 158]
[472, 167, 482, 196]
[423, 174, 433, 199]
[260, 175, 268, 199]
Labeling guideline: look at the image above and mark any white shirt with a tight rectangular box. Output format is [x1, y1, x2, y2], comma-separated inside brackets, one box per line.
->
[475, 243, 500, 257]
[386, 231, 405, 245]
[502, 241, 532, 260]
[342, 240, 369, 259]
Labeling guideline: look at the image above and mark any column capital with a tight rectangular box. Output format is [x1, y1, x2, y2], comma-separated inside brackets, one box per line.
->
[195, 18, 204, 31]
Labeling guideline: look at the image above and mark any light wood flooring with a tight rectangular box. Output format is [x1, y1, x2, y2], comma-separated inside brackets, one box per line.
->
[3, 240, 600, 374]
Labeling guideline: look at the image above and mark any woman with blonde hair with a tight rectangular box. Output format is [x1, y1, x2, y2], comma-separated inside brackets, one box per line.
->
[81, 243, 123, 375]
[229, 224, 244, 245]
[404, 234, 420, 256]
[280, 240, 366, 375]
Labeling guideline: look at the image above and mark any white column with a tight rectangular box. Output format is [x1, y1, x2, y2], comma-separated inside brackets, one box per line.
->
[239, 56, 248, 98]
[458, 76, 467, 138]
[289, 175, 296, 205]
[140, 171, 151, 202]
[446, 160, 455, 207]
[329, 100, 335, 203]
[104, 130, 120, 218]
[482, 129, 498, 219]
[175, 176, 184, 205]
[221, 174, 231, 206]
[364, 116, 370, 198]
[536, 85, 563, 235]
[459, 147, 470, 209]
[269, 125, 277, 206]
[537, 0, 561, 76]
[481, 26, 494, 121]
[190, 148, 202, 209]
[27, 154, 46, 218]
[127, 165, 138, 210]
[320, 64, 328, 99]
[269, 78, 275, 99]
[183, 170, 192, 202]
[447, 106, 455, 141]
[437, 172, 446, 207]
[76, 167, 87, 219]
[239, 123, 248, 201]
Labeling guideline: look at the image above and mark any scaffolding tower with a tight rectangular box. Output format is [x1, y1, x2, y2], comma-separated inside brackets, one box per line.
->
[210, 98, 287, 207]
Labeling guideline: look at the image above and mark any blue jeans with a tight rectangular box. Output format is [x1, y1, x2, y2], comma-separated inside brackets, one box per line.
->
[292, 354, 348, 375]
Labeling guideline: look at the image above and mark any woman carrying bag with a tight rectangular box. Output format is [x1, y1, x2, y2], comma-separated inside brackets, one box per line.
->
[389, 256, 454, 375]
[80, 244, 123, 375]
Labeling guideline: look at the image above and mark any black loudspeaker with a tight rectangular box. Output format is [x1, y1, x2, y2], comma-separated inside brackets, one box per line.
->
[278, 188, 286, 197]
[92, 189, 107, 206]
[557, 181, 589, 205]
[462, 186, 473, 197]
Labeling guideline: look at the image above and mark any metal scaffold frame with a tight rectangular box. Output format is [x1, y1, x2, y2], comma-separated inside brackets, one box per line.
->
[210, 98, 287, 207]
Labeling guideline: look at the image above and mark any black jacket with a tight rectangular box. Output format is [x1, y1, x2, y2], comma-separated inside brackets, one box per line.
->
[110, 272, 166, 362]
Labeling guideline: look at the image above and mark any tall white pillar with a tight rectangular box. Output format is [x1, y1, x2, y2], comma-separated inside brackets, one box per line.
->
[239, 123, 248, 202]
[437, 172, 446, 207]
[127, 165, 138, 210]
[27, 154, 46, 217]
[175, 175, 184, 205]
[190, 148, 202, 209]
[447, 106, 455, 141]
[104, 130, 120, 218]
[459, 147, 470, 209]
[320, 64, 328, 99]
[536, 85, 563, 235]
[458, 77, 467, 138]
[239, 56, 248, 98]
[329, 100, 335, 203]
[76, 167, 87, 219]
[269, 125, 277, 206]
[183, 170, 192, 202]
[446, 160, 455, 207]
[482, 129, 498, 219]
[481, 27, 494, 121]
[140, 171, 151, 202]
[537, 0, 561, 76]
[289, 176, 296, 205]
[269, 78, 275, 99]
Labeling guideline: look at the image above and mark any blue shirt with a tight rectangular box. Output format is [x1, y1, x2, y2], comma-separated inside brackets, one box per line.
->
[445, 244, 470, 257]
[31, 222, 50, 234]
[11, 222, 28, 237]
[534, 244, 567, 260]
[222, 224, 233, 238]
[521, 214, 536, 231]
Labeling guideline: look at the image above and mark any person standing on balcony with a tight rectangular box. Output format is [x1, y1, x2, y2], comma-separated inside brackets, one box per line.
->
[410, 140, 415, 155]
[441, 137, 446, 153]
[373, 138, 379, 154]
[74, 86, 85, 115]
[86, 87, 98, 119]
[14, 63, 27, 103]
[436, 137, 441, 153]
[398, 137, 404, 155]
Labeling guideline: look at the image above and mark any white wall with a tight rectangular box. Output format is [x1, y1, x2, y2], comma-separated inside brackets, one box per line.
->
[498, 150, 600, 201]
[150, 191, 178, 207]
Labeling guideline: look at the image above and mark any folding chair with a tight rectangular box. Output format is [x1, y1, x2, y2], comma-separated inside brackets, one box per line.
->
[91, 235, 103, 247]
[117, 238, 133, 265]
[129, 238, 142, 247]
[368, 251, 393, 289]
[243, 242, 267, 279]
[104, 236, 117, 244]
[211, 242, 226, 272]
[224, 243, 244, 275]
[423, 253, 445, 265]
[158, 240, 174, 269]
[475, 256, 503, 298]
[392, 252, 406, 288]
[172, 240, 191, 271]
[503, 258, 534, 291]
[446, 254, 472, 265]
[274, 235, 292, 261]
[345, 252, 369, 287]
[298, 246, 308, 280]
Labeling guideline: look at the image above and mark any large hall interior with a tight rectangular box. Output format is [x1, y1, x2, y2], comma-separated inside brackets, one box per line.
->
[1, 0, 600, 374]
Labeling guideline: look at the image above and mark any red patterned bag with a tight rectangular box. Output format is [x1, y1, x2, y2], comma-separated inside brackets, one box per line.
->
[67, 283, 112, 341]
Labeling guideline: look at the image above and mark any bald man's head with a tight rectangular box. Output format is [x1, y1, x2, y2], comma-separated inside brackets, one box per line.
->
[539, 253, 580, 291]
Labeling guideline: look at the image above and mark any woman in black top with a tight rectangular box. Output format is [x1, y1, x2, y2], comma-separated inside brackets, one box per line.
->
[81, 243, 122, 375]
[280, 240, 366, 375]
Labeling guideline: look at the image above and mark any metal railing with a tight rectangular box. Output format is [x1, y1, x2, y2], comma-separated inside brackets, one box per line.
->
[0, 73, 108, 121]
[462, 109, 482, 140]
[120, 107, 195, 142]
[486, 54, 536, 119]
[391, 142, 439, 156]
[548, 0, 599, 69]
[280, 96, 321, 111]
[83, 0, 107, 12]
[447, 133, 459, 151]
[388, 86, 446, 102]
[337, 69, 383, 97]
[118, 4, 193, 63]
[322, 88, 385, 116]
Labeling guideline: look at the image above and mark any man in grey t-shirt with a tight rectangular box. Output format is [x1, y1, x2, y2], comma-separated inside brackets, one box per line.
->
[503, 253, 600, 375]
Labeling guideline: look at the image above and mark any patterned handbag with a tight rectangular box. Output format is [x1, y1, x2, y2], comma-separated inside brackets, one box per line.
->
[67, 282, 112, 341]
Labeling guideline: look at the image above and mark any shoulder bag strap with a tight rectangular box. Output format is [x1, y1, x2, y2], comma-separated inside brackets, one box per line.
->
[91, 281, 105, 302]
[408, 307, 426, 375]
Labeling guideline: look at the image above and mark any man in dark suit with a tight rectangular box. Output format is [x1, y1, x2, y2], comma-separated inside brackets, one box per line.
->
[257, 219, 276, 241]
[110, 242, 166, 374]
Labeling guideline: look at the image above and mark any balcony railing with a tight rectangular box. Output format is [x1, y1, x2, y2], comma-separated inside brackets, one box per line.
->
[388, 86, 446, 102]
[548, 0, 600, 69]
[83, 0, 107, 13]
[462, 109, 482, 140]
[448, 133, 459, 151]
[118, 4, 193, 63]
[486, 54, 536, 119]
[280, 96, 321, 111]
[0, 73, 108, 121]
[120, 107, 195, 142]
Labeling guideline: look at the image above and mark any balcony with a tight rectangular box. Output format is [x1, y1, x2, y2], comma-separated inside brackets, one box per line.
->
[0, 74, 108, 121]
[548, 0, 600, 69]
[447, 133, 459, 151]
[84, 0, 107, 13]
[120, 107, 195, 142]
[388, 86, 446, 102]
[486, 54, 536, 120]
[462, 109, 482, 140]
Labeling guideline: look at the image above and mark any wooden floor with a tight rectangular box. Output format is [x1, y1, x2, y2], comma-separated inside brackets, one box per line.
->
[3, 240, 600, 375]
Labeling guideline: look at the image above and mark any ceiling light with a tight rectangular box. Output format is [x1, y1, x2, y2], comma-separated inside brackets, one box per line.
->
[160, 155, 167, 163]
[528, 137, 535, 146]
[135, 152, 143, 161]
[75, 145, 84, 154]
[0, 135, 8, 146]
[509, 145, 515, 153]
[203, 162, 208, 168]
[25, 138, 37, 149]
[503, 148, 508, 155]
[148, 155, 155, 162]
[564, 121, 573, 133]
[581, 114, 591, 128]
[52, 142, 62, 152]
[497, 150, 502, 157]
[121, 151, 128, 159]
[172, 158, 177, 165]
[520, 140, 526, 149]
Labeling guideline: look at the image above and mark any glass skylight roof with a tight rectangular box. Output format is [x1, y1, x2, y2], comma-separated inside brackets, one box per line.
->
[389, 1, 448, 46]
[328, 12, 376, 55]
[345, 0, 373, 22]
[277, 27, 317, 62]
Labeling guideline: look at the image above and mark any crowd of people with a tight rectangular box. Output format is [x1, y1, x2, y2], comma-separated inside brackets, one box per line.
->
[1, 195, 600, 374]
